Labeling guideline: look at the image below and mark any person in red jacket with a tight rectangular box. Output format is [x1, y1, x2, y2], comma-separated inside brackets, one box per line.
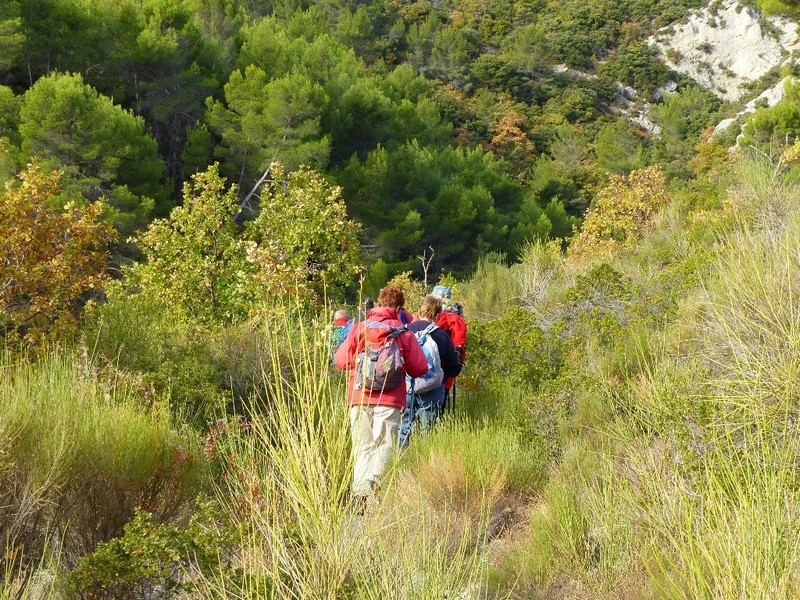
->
[334, 286, 428, 508]
[431, 285, 467, 414]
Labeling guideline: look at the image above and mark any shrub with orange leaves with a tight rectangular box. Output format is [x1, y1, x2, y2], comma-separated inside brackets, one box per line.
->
[568, 165, 671, 260]
[0, 162, 116, 346]
[780, 139, 800, 164]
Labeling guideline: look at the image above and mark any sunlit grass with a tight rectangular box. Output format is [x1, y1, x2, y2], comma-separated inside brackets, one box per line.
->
[0, 349, 207, 572]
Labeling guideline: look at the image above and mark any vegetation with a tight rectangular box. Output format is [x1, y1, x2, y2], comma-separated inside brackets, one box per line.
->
[8, 0, 800, 598]
[0, 0, 728, 277]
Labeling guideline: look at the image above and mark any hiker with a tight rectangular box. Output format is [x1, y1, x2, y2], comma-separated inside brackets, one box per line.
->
[431, 285, 467, 415]
[399, 295, 462, 448]
[330, 308, 353, 350]
[333, 286, 428, 509]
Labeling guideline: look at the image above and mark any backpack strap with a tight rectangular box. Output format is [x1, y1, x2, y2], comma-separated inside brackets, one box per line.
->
[421, 323, 438, 336]
[388, 324, 408, 338]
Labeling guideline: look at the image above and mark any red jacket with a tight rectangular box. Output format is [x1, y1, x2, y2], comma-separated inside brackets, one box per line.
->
[437, 310, 466, 361]
[334, 306, 428, 409]
[436, 310, 467, 390]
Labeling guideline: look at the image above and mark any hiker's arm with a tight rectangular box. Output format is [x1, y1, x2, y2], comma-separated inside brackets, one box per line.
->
[439, 333, 462, 378]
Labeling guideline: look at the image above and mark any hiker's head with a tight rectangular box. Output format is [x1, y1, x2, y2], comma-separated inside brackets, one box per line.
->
[431, 285, 452, 301]
[418, 296, 443, 322]
[334, 309, 351, 322]
[378, 286, 405, 309]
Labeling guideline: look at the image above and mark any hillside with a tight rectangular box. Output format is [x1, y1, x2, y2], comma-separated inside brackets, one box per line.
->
[6, 0, 800, 598]
[4, 0, 792, 279]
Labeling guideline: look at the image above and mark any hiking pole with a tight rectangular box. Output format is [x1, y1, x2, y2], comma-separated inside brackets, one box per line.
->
[451, 381, 457, 415]
[401, 381, 416, 451]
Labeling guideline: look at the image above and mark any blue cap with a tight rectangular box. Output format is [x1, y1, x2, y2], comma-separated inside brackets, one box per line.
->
[431, 285, 452, 300]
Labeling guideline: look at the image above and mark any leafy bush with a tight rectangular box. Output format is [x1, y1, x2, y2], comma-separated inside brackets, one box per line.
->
[0, 162, 116, 348]
[569, 165, 671, 259]
[83, 292, 233, 425]
[597, 44, 672, 96]
[68, 501, 239, 599]
[466, 306, 562, 391]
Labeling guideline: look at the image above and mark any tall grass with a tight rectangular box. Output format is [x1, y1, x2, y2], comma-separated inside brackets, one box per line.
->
[0, 350, 208, 572]
[475, 154, 800, 598]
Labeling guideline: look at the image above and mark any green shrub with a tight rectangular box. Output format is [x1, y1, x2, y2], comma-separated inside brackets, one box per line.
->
[466, 306, 562, 392]
[68, 500, 239, 599]
[83, 292, 232, 425]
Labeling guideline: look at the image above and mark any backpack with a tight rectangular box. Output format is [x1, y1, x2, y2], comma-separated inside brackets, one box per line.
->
[332, 319, 353, 349]
[354, 321, 407, 392]
[445, 302, 464, 318]
[407, 323, 444, 394]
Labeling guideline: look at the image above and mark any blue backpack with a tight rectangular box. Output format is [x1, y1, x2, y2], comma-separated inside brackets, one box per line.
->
[332, 319, 353, 349]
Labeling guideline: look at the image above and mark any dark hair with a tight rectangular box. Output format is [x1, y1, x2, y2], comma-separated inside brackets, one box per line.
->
[377, 286, 405, 309]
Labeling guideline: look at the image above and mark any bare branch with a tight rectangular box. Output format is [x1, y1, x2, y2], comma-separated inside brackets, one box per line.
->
[234, 161, 276, 226]
[418, 246, 434, 290]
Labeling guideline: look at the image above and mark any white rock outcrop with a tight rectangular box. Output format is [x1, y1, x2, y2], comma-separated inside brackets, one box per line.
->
[649, 0, 799, 102]
[715, 76, 793, 133]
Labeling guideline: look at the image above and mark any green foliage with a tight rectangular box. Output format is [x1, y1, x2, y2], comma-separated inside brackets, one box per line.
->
[0, 1, 23, 73]
[340, 140, 572, 273]
[758, 0, 800, 15]
[0, 85, 19, 145]
[539, 0, 623, 68]
[597, 43, 672, 96]
[593, 119, 646, 174]
[562, 262, 634, 345]
[206, 66, 331, 188]
[245, 163, 362, 302]
[181, 122, 214, 176]
[122, 162, 361, 327]
[467, 306, 562, 391]
[739, 92, 800, 149]
[18, 72, 165, 234]
[0, 0, 718, 278]
[361, 258, 389, 300]
[652, 84, 722, 159]
[129, 164, 255, 325]
[68, 501, 239, 599]
[85, 291, 234, 424]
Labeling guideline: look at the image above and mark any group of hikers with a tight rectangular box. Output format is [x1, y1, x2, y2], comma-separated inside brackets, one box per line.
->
[329, 284, 467, 510]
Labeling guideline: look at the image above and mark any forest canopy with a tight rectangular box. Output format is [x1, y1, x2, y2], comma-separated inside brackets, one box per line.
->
[0, 0, 743, 280]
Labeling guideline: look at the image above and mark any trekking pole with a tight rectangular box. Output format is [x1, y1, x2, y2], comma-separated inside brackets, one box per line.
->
[401, 380, 416, 450]
[451, 380, 457, 415]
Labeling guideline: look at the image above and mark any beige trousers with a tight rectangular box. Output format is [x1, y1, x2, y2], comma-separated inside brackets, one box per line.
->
[349, 404, 401, 496]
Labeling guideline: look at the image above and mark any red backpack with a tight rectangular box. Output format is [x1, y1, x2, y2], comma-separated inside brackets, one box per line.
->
[437, 310, 467, 363]
[354, 321, 407, 392]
